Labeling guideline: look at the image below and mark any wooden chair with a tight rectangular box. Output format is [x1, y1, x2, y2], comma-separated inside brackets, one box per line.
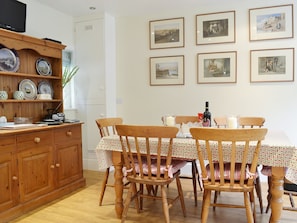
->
[239, 117, 265, 128]
[116, 124, 187, 223]
[240, 117, 265, 213]
[213, 116, 266, 213]
[95, 117, 125, 206]
[214, 117, 227, 128]
[174, 116, 203, 206]
[190, 127, 267, 223]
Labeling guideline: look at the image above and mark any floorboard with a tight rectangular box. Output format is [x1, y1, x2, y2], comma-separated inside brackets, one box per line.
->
[9, 170, 296, 223]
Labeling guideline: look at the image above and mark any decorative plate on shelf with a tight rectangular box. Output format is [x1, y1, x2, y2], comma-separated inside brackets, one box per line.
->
[0, 47, 20, 72]
[19, 79, 37, 100]
[38, 80, 54, 99]
[36, 58, 52, 76]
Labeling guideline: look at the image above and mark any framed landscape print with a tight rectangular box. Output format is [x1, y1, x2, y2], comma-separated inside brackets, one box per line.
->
[149, 17, 184, 49]
[249, 4, 293, 41]
[150, 55, 184, 86]
[250, 48, 294, 82]
[196, 11, 235, 45]
[197, 51, 237, 84]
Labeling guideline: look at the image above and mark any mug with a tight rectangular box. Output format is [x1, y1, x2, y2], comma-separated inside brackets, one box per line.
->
[0, 91, 8, 100]
[13, 90, 25, 100]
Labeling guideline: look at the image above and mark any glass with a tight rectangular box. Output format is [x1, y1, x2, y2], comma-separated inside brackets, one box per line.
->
[163, 115, 176, 126]
[227, 115, 238, 128]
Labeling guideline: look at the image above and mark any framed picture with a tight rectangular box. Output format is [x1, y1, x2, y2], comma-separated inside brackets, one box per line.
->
[197, 51, 237, 84]
[250, 48, 294, 83]
[150, 55, 184, 86]
[149, 17, 184, 49]
[249, 4, 293, 41]
[196, 11, 235, 45]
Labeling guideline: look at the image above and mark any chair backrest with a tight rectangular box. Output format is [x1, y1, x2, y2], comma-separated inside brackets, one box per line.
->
[95, 117, 123, 137]
[213, 117, 227, 128]
[190, 128, 267, 188]
[175, 116, 199, 125]
[161, 115, 199, 126]
[115, 125, 179, 181]
[239, 117, 265, 128]
[213, 116, 265, 128]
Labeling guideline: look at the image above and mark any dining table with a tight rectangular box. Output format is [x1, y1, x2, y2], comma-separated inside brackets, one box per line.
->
[95, 129, 297, 223]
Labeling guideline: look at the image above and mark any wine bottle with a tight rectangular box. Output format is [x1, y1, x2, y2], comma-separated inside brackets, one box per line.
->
[203, 101, 211, 127]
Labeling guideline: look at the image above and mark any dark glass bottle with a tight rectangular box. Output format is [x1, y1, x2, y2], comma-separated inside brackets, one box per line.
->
[203, 101, 211, 127]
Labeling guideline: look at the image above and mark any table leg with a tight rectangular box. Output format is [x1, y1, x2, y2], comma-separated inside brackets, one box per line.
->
[112, 151, 123, 219]
[269, 167, 285, 223]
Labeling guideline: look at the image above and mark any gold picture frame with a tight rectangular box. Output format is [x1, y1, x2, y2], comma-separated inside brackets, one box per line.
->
[149, 17, 184, 49]
[196, 11, 235, 45]
[150, 55, 184, 86]
[249, 4, 294, 41]
[250, 48, 294, 82]
[197, 51, 237, 84]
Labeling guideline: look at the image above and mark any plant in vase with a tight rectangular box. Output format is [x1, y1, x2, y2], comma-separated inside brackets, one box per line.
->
[62, 65, 79, 88]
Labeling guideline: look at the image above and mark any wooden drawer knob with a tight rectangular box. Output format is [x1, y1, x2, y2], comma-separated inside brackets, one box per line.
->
[34, 137, 41, 143]
[50, 165, 55, 169]
[56, 163, 60, 167]
[66, 131, 72, 136]
[12, 176, 18, 181]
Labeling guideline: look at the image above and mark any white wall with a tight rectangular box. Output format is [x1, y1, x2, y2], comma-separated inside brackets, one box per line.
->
[116, 0, 297, 144]
[21, 0, 74, 51]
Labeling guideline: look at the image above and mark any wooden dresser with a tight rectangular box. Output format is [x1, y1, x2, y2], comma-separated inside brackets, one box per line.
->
[0, 29, 85, 221]
[0, 123, 86, 221]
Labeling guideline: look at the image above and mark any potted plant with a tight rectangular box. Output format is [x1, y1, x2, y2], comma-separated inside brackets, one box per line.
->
[62, 65, 79, 88]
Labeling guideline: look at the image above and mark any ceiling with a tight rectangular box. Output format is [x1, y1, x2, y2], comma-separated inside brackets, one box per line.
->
[35, 0, 224, 17]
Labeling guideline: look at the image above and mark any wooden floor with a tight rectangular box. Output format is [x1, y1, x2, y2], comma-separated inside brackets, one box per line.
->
[9, 170, 296, 223]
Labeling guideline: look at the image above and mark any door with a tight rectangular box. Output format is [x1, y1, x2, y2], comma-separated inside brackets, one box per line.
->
[17, 146, 54, 203]
[0, 152, 18, 211]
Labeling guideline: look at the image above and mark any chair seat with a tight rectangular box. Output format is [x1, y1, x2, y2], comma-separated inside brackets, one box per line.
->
[132, 159, 187, 178]
[261, 165, 288, 176]
[284, 183, 297, 192]
[206, 162, 258, 181]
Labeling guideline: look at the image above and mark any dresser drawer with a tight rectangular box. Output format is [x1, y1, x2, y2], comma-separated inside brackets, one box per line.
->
[16, 130, 53, 150]
[0, 136, 16, 152]
[54, 125, 81, 144]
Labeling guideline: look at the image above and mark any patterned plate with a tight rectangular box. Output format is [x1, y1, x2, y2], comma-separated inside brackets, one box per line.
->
[19, 79, 37, 100]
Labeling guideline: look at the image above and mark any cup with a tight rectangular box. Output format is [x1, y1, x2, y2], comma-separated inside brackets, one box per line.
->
[13, 90, 25, 100]
[198, 113, 204, 122]
[0, 116, 7, 123]
[0, 91, 8, 100]
[227, 116, 238, 129]
[163, 115, 176, 126]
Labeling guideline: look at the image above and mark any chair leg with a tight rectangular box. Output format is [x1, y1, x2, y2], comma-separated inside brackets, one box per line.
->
[176, 176, 186, 217]
[161, 185, 170, 223]
[213, 191, 218, 211]
[140, 184, 144, 210]
[99, 167, 110, 206]
[121, 183, 134, 223]
[191, 160, 198, 206]
[201, 190, 211, 223]
[193, 160, 203, 191]
[289, 193, 295, 208]
[244, 191, 255, 223]
[255, 172, 263, 213]
[265, 176, 272, 213]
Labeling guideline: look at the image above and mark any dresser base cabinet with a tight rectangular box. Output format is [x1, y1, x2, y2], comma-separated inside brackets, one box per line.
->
[0, 123, 86, 222]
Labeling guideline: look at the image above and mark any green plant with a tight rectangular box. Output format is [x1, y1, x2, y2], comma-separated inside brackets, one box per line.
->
[62, 65, 79, 88]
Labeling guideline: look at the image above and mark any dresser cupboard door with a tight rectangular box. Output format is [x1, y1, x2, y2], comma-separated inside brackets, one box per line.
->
[0, 152, 18, 212]
[17, 132, 55, 203]
[54, 125, 83, 187]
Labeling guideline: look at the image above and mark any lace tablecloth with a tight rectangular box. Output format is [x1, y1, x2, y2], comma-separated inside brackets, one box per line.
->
[95, 129, 297, 183]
